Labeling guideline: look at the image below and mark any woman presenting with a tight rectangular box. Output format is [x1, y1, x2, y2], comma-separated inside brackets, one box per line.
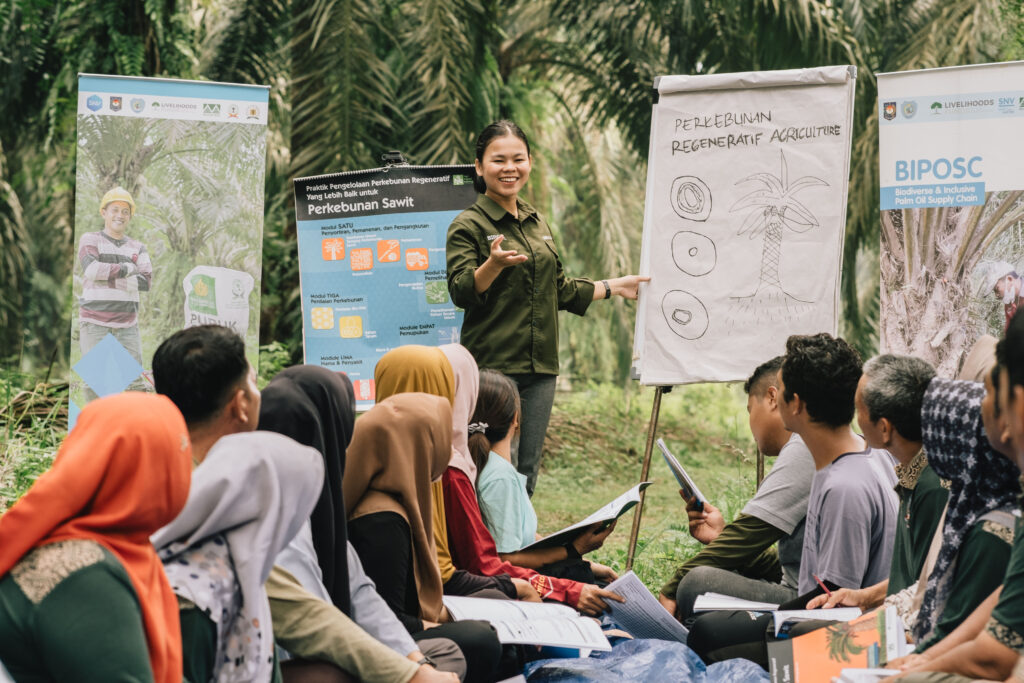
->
[446, 120, 648, 496]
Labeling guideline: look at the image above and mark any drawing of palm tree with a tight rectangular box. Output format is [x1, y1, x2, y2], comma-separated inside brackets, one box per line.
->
[825, 622, 867, 663]
[730, 150, 828, 300]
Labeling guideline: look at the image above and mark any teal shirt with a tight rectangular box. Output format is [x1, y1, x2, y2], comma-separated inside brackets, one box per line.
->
[476, 451, 538, 552]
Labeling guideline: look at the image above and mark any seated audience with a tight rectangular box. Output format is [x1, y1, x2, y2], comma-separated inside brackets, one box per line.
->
[471, 368, 618, 583]
[260, 365, 466, 678]
[344, 393, 503, 683]
[152, 431, 324, 683]
[376, 343, 622, 614]
[666, 355, 815, 622]
[0, 393, 192, 683]
[153, 325, 455, 683]
[893, 315, 1024, 681]
[687, 333, 899, 666]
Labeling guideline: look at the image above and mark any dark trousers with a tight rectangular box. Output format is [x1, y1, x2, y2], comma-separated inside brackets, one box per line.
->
[414, 621, 502, 683]
[506, 373, 557, 497]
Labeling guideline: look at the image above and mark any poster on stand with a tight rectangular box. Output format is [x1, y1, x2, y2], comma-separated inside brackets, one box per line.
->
[71, 74, 269, 427]
[293, 165, 476, 410]
[632, 66, 856, 385]
[878, 62, 1024, 378]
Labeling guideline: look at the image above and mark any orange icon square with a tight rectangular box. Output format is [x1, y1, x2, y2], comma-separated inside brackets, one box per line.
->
[405, 248, 429, 271]
[352, 379, 375, 401]
[322, 238, 345, 261]
[377, 239, 400, 262]
[350, 248, 374, 271]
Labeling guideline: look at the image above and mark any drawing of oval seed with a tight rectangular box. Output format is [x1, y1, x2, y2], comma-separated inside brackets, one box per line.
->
[661, 290, 709, 340]
[670, 176, 712, 221]
[671, 231, 717, 277]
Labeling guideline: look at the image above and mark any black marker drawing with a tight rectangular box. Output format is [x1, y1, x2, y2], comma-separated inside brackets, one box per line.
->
[670, 176, 712, 221]
[728, 150, 827, 317]
[661, 290, 709, 340]
[671, 231, 717, 277]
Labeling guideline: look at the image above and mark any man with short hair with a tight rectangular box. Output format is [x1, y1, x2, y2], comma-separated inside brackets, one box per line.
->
[78, 187, 153, 374]
[660, 356, 816, 622]
[152, 325, 459, 683]
[806, 354, 946, 612]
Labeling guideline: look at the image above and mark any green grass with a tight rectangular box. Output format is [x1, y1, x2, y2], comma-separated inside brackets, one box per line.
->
[532, 381, 765, 594]
[0, 368, 762, 594]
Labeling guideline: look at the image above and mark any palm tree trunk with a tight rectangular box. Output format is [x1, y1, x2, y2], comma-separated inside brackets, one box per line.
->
[758, 219, 784, 291]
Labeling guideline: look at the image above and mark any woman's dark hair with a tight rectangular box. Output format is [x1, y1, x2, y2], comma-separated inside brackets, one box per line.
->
[468, 369, 520, 483]
[472, 120, 531, 193]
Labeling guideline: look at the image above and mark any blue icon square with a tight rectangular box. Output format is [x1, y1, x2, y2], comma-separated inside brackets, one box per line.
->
[73, 333, 144, 397]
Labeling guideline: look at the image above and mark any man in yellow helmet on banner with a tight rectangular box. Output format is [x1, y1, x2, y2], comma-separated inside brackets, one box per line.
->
[76, 186, 153, 396]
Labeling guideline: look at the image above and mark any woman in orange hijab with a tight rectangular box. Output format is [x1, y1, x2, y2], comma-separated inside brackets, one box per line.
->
[0, 393, 192, 683]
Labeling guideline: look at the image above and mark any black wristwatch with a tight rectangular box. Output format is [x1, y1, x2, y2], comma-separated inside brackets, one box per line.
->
[416, 655, 437, 668]
[602, 279, 611, 299]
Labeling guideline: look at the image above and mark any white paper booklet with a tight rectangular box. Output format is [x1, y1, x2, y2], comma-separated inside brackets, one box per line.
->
[656, 439, 707, 506]
[837, 669, 900, 683]
[692, 592, 778, 612]
[442, 596, 611, 651]
[605, 571, 689, 643]
[518, 482, 652, 551]
[772, 608, 861, 636]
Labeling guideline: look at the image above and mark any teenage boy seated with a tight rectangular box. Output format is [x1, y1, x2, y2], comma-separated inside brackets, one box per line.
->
[893, 316, 1024, 682]
[687, 333, 899, 665]
[808, 354, 946, 611]
[661, 356, 816, 622]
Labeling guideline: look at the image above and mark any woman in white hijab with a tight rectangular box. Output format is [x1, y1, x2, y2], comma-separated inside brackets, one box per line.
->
[152, 431, 324, 683]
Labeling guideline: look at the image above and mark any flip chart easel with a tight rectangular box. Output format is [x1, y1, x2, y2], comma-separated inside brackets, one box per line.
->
[623, 65, 855, 569]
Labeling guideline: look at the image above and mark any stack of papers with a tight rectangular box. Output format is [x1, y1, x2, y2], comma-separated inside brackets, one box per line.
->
[692, 592, 779, 612]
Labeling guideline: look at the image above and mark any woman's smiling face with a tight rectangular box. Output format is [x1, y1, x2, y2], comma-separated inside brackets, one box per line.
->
[476, 134, 531, 204]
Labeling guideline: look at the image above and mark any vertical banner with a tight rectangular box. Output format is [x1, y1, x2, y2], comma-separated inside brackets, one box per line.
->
[71, 74, 269, 425]
[633, 66, 856, 385]
[878, 62, 1024, 378]
[293, 165, 475, 410]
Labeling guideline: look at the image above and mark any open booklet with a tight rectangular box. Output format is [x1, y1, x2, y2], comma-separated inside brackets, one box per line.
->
[604, 571, 689, 643]
[517, 482, 652, 552]
[442, 596, 611, 651]
[656, 438, 707, 509]
[692, 592, 779, 613]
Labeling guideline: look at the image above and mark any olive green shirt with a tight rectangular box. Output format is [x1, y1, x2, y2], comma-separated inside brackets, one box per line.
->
[915, 517, 1014, 652]
[987, 513, 1024, 654]
[888, 457, 948, 597]
[446, 194, 595, 375]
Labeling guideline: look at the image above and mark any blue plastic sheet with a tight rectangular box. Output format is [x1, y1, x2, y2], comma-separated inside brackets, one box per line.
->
[523, 638, 770, 682]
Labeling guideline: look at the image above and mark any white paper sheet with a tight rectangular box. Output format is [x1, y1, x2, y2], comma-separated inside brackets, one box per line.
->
[605, 571, 689, 642]
[518, 482, 651, 551]
[692, 592, 779, 612]
[633, 66, 856, 385]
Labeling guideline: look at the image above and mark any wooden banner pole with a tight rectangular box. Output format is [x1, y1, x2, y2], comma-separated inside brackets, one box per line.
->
[625, 385, 668, 570]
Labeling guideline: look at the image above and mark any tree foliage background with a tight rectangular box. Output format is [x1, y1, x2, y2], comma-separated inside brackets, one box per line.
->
[1, 0, 1022, 382]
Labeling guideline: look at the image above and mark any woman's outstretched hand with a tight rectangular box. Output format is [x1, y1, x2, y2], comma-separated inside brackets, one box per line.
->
[604, 275, 650, 300]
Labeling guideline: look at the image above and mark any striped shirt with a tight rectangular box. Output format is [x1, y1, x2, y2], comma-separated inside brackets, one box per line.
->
[77, 231, 153, 328]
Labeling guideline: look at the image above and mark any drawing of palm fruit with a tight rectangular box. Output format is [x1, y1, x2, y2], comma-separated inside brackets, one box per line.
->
[730, 150, 827, 301]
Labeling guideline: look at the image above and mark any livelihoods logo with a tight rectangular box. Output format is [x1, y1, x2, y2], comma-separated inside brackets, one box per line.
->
[930, 101, 942, 114]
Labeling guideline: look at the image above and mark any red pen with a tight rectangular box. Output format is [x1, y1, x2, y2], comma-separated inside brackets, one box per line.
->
[813, 573, 833, 597]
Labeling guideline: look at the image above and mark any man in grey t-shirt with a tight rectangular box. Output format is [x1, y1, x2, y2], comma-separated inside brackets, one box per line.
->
[662, 356, 817, 622]
[798, 446, 898, 593]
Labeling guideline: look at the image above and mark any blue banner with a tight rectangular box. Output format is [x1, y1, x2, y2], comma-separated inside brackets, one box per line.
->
[294, 165, 476, 410]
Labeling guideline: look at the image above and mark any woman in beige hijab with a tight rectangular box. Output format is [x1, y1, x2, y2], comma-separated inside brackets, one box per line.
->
[344, 393, 503, 683]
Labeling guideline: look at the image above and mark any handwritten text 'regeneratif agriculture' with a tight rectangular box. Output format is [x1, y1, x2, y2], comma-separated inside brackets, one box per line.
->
[670, 110, 843, 154]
